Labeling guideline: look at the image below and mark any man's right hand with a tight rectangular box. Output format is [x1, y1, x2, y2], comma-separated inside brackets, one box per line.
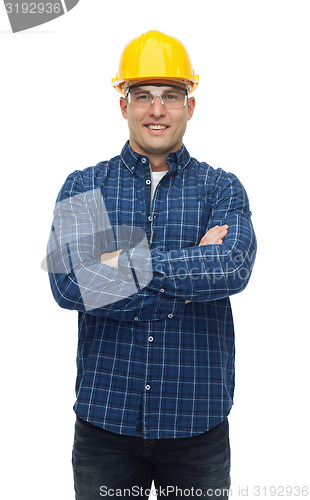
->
[100, 249, 122, 268]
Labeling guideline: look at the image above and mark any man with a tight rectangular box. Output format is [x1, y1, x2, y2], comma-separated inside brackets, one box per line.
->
[47, 31, 256, 499]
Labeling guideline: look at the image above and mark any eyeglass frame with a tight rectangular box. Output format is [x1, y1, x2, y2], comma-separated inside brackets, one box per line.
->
[125, 83, 189, 108]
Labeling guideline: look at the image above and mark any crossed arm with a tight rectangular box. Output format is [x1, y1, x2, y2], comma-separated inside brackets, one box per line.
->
[100, 225, 229, 267]
[48, 169, 256, 315]
[100, 225, 229, 304]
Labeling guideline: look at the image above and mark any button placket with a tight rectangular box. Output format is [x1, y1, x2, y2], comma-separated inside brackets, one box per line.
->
[143, 323, 155, 435]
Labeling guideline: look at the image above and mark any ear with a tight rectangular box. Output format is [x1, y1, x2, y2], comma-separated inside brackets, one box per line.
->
[120, 97, 128, 119]
[187, 96, 196, 121]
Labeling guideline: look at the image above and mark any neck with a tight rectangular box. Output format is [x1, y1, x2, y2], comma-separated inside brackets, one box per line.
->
[148, 154, 169, 172]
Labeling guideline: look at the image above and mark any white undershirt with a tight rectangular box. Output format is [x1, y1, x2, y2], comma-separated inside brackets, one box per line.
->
[151, 169, 167, 201]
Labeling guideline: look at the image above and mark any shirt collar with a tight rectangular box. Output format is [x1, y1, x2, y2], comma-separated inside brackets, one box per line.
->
[120, 140, 191, 175]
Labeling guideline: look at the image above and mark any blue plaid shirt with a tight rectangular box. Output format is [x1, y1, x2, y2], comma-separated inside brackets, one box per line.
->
[47, 141, 256, 439]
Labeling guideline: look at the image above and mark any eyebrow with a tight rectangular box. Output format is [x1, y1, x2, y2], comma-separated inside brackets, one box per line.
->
[131, 87, 151, 93]
[129, 84, 187, 93]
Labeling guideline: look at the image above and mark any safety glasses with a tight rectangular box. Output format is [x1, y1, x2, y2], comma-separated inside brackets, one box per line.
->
[126, 84, 188, 109]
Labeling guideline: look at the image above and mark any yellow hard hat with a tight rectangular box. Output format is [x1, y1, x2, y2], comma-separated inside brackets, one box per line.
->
[112, 30, 199, 95]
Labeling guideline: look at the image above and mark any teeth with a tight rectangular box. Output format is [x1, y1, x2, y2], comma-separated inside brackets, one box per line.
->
[147, 125, 167, 130]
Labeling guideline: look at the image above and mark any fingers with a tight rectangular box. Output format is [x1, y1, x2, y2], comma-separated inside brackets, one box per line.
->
[216, 225, 228, 244]
[214, 224, 228, 230]
[199, 225, 229, 246]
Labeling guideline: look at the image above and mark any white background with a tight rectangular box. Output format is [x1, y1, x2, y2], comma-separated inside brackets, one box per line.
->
[1, 1, 310, 498]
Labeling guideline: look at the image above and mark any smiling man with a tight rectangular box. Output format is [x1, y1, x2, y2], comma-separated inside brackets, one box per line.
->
[120, 81, 195, 167]
[47, 31, 256, 499]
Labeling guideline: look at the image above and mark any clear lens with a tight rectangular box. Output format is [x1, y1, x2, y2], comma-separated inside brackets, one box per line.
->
[128, 86, 187, 109]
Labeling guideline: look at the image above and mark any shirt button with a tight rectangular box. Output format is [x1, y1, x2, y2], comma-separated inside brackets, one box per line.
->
[145, 179, 151, 185]
[141, 158, 147, 163]
[134, 317, 139, 321]
[148, 336, 154, 342]
[168, 313, 173, 319]
[148, 216, 152, 222]
[178, 165, 181, 170]
[160, 288, 165, 293]
[131, 166, 135, 171]
[145, 384, 150, 390]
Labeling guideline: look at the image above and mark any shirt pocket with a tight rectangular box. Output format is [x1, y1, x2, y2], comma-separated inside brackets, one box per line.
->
[164, 201, 209, 249]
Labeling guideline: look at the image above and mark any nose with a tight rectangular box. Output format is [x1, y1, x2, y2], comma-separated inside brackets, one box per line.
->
[149, 96, 166, 117]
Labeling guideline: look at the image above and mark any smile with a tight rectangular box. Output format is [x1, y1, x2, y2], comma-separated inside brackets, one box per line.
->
[145, 124, 168, 130]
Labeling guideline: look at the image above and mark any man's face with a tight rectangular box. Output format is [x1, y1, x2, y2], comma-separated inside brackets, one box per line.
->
[120, 80, 195, 158]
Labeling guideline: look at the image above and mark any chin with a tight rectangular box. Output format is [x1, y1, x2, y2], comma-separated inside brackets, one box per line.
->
[143, 138, 179, 155]
[130, 132, 180, 156]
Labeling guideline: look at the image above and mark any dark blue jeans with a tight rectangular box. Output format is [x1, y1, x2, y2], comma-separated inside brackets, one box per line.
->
[72, 417, 231, 499]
